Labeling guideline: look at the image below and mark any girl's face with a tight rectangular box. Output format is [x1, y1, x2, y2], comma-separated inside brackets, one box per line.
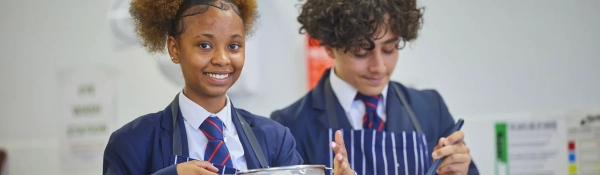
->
[168, 6, 245, 98]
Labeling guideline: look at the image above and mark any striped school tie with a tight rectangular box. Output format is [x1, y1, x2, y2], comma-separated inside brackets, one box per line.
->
[356, 93, 385, 131]
[200, 116, 234, 168]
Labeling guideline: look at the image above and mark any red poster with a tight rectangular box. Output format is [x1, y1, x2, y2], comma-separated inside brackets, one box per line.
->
[306, 34, 335, 90]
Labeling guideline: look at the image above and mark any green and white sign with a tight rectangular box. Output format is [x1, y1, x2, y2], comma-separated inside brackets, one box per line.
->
[495, 119, 568, 175]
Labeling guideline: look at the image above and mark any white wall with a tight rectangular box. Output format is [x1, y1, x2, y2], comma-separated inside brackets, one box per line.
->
[0, 0, 599, 174]
[0, 0, 180, 174]
[397, 0, 600, 118]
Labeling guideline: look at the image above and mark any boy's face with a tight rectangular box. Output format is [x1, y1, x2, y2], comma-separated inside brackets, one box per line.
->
[325, 24, 400, 96]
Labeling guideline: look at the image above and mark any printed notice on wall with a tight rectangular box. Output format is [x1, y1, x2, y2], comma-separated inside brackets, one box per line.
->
[495, 119, 568, 175]
[566, 111, 600, 175]
[58, 67, 117, 173]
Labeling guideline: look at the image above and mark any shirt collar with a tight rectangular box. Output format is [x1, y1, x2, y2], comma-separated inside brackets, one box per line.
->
[329, 67, 388, 113]
[178, 90, 232, 131]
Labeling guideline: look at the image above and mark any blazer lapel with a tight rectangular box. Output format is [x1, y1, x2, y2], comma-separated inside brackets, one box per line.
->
[385, 83, 415, 133]
[160, 94, 190, 167]
[312, 68, 352, 130]
[159, 133, 171, 167]
[328, 95, 353, 130]
[314, 99, 352, 130]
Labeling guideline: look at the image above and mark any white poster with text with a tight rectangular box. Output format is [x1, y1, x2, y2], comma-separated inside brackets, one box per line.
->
[58, 67, 117, 173]
[495, 118, 568, 175]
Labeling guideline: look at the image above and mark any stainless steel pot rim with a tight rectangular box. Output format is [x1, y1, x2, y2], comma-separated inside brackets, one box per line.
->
[237, 165, 329, 174]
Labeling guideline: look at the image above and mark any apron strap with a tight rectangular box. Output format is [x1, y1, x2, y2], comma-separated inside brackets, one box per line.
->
[324, 79, 339, 129]
[171, 94, 183, 156]
[235, 107, 269, 168]
[391, 83, 424, 134]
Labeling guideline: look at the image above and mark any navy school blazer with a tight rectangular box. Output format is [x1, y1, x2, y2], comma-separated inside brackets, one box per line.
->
[270, 68, 479, 175]
[103, 95, 303, 175]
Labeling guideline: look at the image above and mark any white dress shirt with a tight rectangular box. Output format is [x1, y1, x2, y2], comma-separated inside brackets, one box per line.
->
[178, 91, 248, 170]
[329, 68, 388, 130]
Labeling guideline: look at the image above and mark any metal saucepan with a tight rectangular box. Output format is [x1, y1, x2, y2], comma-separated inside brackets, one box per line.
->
[236, 165, 332, 175]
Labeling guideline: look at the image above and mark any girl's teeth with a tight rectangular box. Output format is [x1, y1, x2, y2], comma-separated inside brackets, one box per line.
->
[207, 73, 228, 80]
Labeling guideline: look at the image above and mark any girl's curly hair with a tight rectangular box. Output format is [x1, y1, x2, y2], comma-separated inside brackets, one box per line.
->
[297, 0, 424, 52]
[129, 0, 258, 54]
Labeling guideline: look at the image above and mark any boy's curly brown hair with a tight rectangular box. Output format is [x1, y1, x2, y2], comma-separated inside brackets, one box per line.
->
[129, 0, 258, 54]
[297, 0, 424, 52]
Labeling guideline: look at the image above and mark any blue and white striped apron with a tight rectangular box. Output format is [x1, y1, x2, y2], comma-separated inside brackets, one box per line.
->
[324, 129, 431, 175]
[170, 155, 239, 174]
[323, 79, 432, 175]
